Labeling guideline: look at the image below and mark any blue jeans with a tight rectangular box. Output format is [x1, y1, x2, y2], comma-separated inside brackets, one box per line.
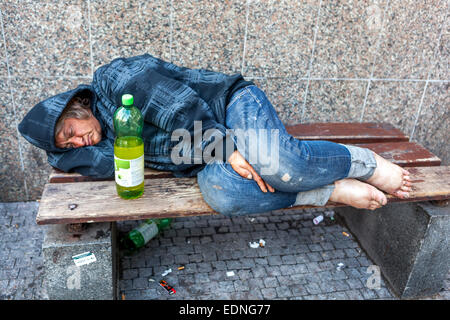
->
[197, 85, 376, 216]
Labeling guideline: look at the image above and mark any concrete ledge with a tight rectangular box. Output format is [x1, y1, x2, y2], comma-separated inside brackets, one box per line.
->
[42, 222, 118, 300]
[335, 201, 449, 299]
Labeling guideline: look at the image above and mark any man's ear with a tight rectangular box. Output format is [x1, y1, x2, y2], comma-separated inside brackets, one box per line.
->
[86, 108, 94, 117]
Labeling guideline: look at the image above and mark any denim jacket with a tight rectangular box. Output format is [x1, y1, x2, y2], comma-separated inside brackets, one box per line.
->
[18, 53, 253, 178]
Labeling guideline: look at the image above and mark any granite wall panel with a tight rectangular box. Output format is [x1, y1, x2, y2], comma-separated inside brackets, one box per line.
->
[244, 0, 320, 77]
[0, 0, 448, 201]
[373, 0, 446, 79]
[310, 0, 388, 79]
[2, 0, 91, 77]
[171, 0, 246, 73]
[362, 80, 426, 135]
[411, 82, 449, 165]
[0, 80, 26, 202]
[90, 0, 171, 71]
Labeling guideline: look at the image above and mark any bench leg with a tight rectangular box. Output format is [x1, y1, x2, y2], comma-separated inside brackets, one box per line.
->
[335, 201, 449, 299]
[42, 222, 118, 300]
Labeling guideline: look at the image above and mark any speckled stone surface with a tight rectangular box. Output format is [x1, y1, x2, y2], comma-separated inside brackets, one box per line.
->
[412, 82, 450, 165]
[90, 0, 171, 72]
[0, 80, 26, 202]
[372, 0, 445, 79]
[0, 1, 448, 202]
[244, 0, 320, 77]
[362, 80, 425, 135]
[303, 80, 366, 123]
[431, 32, 449, 80]
[171, 0, 246, 74]
[11, 77, 84, 200]
[0, 10, 7, 78]
[430, 8, 449, 80]
[2, 0, 91, 77]
[311, 0, 387, 78]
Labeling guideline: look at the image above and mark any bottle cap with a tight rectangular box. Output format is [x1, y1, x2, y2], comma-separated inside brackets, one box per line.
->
[159, 218, 172, 230]
[122, 94, 134, 106]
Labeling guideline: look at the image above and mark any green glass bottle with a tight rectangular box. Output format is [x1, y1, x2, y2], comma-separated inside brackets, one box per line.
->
[121, 218, 173, 252]
[113, 94, 144, 199]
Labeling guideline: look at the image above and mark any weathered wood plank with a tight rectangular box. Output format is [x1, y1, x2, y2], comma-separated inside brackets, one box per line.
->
[286, 122, 409, 143]
[37, 166, 450, 225]
[355, 142, 441, 167]
[49, 167, 172, 183]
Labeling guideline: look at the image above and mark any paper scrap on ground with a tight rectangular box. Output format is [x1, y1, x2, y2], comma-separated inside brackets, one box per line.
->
[162, 268, 172, 276]
[249, 239, 265, 248]
[72, 251, 96, 267]
[226, 271, 235, 277]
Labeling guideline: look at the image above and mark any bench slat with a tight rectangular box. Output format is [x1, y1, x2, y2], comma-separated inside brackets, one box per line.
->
[355, 142, 441, 167]
[49, 167, 172, 183]
[286, 122, 409, 143]
[36, 166, 450, 225]
[49, 142, 440, 183]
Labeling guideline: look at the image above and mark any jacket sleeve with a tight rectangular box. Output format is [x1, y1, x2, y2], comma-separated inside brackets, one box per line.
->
[136, 75, 237, 163]
[93, 54, 238, 164]
[46, 139, 114, 178]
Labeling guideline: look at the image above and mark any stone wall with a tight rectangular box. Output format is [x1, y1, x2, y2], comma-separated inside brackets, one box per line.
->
[0, 0, 448, 202]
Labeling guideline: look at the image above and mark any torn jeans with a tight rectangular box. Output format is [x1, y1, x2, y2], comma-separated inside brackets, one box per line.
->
[197, 85, 377, 216]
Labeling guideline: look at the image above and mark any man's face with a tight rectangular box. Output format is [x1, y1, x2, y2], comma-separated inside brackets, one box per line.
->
[55, 115, 102, 149]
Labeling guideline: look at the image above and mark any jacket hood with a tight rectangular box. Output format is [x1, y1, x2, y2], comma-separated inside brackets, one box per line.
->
[18, 84, 96, 153]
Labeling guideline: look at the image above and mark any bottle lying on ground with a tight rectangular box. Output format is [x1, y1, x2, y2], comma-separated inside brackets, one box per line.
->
[120, 218, 173, 252]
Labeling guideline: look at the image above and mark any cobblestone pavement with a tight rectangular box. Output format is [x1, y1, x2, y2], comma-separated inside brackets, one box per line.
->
[0, 201, 448, 300]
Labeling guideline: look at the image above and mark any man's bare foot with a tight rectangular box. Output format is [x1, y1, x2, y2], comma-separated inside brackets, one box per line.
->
[365, 152, 412, 199]
[329, 179, 387, 211]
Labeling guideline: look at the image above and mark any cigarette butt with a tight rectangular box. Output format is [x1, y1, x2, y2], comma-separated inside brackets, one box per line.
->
[178, 266, 185, 270]
[342, 232, 350, 237]
[313, 215, 324, 225]
[121, 293, 126, 300]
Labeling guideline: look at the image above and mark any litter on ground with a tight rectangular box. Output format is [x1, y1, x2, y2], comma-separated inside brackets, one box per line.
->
[249, 239, 265, 248]
[161, 268, 172, 276]
[313, 215, 324, 225]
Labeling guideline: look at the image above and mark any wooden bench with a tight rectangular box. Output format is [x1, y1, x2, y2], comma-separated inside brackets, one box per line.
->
[36, 122, 450, 300]
[37, 122, 448, 225]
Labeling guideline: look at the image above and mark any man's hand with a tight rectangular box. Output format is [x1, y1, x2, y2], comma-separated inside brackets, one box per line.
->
[227, 150, 275, 193]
